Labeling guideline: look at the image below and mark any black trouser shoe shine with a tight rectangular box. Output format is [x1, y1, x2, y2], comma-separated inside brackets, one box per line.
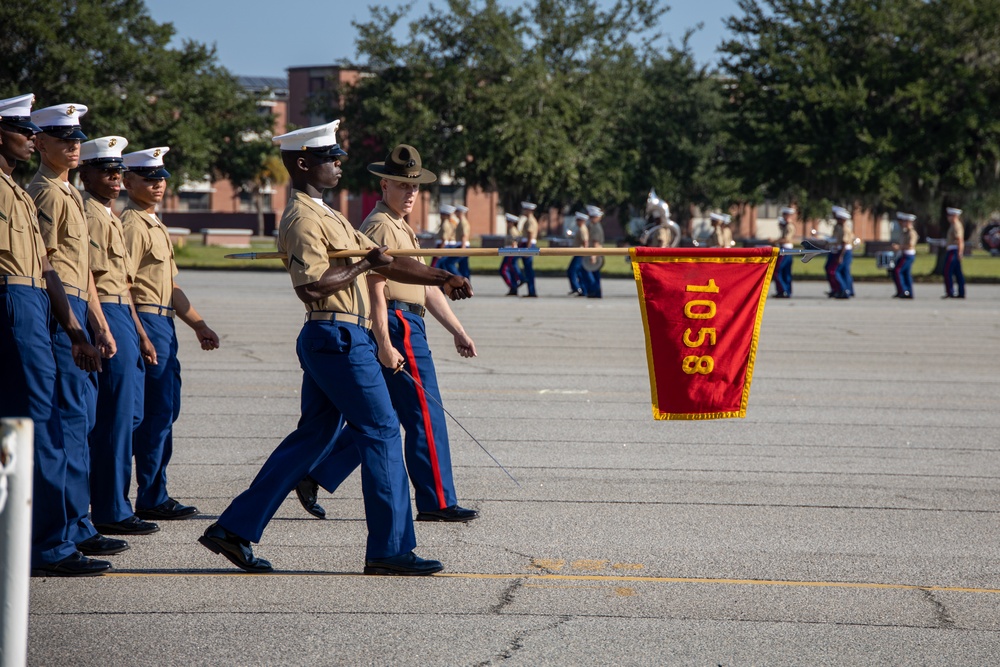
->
[31, 551, 111, 577]
[416, 505, 479, 522]
[199, 523, 273, 573]
[295, 476, 326, 519]
[94, 515, 160, 535]
[364, 551, 443, 576]
[136, 497, 199, 520]
[78, 534, 130, 556]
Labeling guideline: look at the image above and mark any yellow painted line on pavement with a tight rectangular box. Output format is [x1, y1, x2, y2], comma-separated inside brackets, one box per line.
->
[103, 570, 1000, 595]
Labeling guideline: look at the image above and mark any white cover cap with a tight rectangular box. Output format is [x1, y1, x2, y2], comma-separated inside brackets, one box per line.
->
[945, 207, 962, 216]
[80, 136, 128, 165]
[832, 206, 851, 220]
[505, 213, 519, 224]
[272, 120, 346, 157]
[575, 211, 589, 221]
[586, 205, 603, 218]
[896, 212, 916, 222]
[31, 103, 88, 139]
[521, 201, 536, 211]
[0, 93, 41, 132]
[123, 146, 171, 178]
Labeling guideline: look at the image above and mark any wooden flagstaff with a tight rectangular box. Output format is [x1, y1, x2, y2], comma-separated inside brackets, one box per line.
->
[225, 247, 827, 261]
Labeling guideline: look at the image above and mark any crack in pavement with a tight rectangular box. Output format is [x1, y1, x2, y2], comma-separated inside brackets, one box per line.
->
[471, 615, 572, 666]
[920, 589, 956, 629]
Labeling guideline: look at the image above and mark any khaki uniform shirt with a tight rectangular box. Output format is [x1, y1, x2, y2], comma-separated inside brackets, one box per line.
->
[836, 220, 854, 247]
[277, 190, 376, 316]
[360, 200, 425, 307]
[521, 213, 538, 244]
[85, 193, 133, 298]
[778, 223, 795, 247]
[439, 216, 457, 244]
[648, 225, 673, 248]
[574, 224, 590, 248]
[0, 172, 46, 281]
[505, 224, 520, 247]
[900, 227, 919, 253]
[122, 202, 177, 307]
[946, 222, 963, 247]
[455, 215, 470, 246]
[587, 220, 604, 247]
[27, 164, 90, 292]
[830, 222, 844, 250]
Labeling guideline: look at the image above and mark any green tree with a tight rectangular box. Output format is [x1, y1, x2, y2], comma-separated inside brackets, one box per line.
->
[0, 0, 270, 190]
[340, 0, 681, 215]
[720, 0, 1000, 227]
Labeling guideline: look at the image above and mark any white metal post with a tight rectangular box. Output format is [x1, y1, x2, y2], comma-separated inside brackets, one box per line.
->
[0, 418, 33, 667]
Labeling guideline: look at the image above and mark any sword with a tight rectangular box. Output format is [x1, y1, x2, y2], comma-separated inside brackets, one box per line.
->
[393, 363, 520, 487]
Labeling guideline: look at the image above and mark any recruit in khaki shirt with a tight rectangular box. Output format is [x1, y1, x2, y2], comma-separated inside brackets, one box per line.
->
[27, 163, 90, 293]
[277, 190, 376, 317]
[521, 213, 538, 244]
[359, 200, 426, 307]
[121, 201, 177, 308]
[946, 222, 964, 247]
[84, 193, 134, 298]
[0, 172, 46, 281]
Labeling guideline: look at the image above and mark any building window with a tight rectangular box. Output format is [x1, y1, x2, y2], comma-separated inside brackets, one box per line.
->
[177, 192, 210, 212]
[239, 191, 272, 213]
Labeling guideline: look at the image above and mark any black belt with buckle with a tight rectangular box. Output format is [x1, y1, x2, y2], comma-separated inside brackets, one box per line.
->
[387, 299, 426, 318]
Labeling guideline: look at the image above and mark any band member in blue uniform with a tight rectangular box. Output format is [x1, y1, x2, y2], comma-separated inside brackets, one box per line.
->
[0, 93, 108, 576]
[942, 207, 966, 299]
[28, 103, 123, 557]
[500, 213, 523, 295]
[772, 207, 796, 298]
[891, 212, 918, 299]
[585, 205, 604, 298]
[296, 143, 479, 524]
[831, 206, 854, 299]
[518, 201, 538, 297]
[199, 123, 473, 575]
[567, 211, 590, 296]
[121, 146, 218, 521]
[81, 136, 160, 537]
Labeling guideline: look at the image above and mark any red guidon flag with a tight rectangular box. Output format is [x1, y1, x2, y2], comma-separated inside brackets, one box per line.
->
[630, 247, 778, 420]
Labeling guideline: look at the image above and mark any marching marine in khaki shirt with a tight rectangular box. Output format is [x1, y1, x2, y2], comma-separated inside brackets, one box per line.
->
[202, 127, 473, 576]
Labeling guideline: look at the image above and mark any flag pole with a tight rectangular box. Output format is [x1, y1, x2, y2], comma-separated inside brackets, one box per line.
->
[225, 247, 827, 262]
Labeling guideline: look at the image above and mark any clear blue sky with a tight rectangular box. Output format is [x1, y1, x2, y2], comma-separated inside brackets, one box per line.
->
[144, 0, 740, 78]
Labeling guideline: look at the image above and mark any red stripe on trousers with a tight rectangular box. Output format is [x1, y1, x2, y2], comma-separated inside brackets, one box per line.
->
[397, 310, 447, 509]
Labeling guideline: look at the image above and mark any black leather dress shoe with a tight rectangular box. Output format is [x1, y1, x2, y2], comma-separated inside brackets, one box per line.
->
[416, 505, 479, 522]
[136, 498, 199, 520]
[295, 476, 326, 519]
[363, 551, 443, 576]
[31, 551, 111, 577]
[94, 515, 160, 535]
[78, 534, 130, 556]
[198, 523, 273, 573]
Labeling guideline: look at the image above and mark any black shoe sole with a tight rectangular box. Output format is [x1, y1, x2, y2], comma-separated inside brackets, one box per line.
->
[136, 509, 199, 521]
[94, 524, 160, 536]
[30, 565, 110, 577]
[415, 513, 479, 523]
[198, 536, 273, 573]
[363, 564, 444, 576]
[79, 544, 130, 556]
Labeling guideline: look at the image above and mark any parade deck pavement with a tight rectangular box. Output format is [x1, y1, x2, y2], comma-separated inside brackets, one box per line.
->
[28, 272, 1000, 666]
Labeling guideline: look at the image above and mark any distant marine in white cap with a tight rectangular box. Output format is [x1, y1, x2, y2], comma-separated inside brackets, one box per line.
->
[80, 136, 128, 167]
[945, 207, 962, 216]
[272, 119, 347, 158]
[709, 212, 732, 224]
[505, 213, 519, 224]
[575, 211, 589, 221]
[831, 205, 851, 220]
[31, 103, 88, 140]
[586, 205, 603, 218]
[123, 146, 171, 179]
[0, 93, 42, 133]
[896, 212, 916, 222]
[439, 204, 456, 216]
[520, 201, 536, 211]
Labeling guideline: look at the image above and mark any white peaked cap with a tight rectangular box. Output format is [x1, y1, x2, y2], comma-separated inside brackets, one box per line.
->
[272, 120, 346, 156]
[575, 211, 589, 221]
[780, 207, 795, 216]
[505, 213, 519, 224]
[709, 212, 731, 224]
[945, 207, 962, 216]
[832, 206, 851, 220]
[455, 205, 469, 213]
[896, 212, 916, 221]
[586, 205, 603, 218]
[520, 201, 536, 211]
[123, 146, 171, 178]
[31, 103, 88, 139]
[0, 93, 39, 127]
[81, 136, 128, 164]
[439, 204, 456, 216]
